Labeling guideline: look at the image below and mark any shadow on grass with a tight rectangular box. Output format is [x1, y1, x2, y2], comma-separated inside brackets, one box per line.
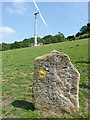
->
[79, 84, 90, 89]
[75, 61, 90, 64]
[11, 100, 35, 111]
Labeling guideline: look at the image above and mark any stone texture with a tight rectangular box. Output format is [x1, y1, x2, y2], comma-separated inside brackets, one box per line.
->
[33, 50, 80, 113]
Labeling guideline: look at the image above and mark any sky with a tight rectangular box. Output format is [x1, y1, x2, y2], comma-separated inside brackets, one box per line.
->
[0, 1, 88, 43]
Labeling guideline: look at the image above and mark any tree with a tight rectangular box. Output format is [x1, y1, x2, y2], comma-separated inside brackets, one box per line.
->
[0, 44, 1, 51]
[2, 43, 12, 51]
[41, 35, 52, 44]
[37, 37, 41, 43]
[75, 32, 81, 37]
[13, 41, 22, 48]
[67, 35, 75, 41]
[75, 23, 90, 39]
[80, 25, 87, 35]
[58, 32, 65, 39]
[87, 23, 90, 36]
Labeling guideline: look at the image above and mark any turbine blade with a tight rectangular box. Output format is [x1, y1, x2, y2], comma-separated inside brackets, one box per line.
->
[33, 0, 47, 27]
[39, 12, 47, 27]
[33, 0, 40, 13]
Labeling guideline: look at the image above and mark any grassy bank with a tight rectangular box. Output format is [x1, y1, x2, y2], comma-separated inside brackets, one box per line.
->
[2, 38, 89, 118]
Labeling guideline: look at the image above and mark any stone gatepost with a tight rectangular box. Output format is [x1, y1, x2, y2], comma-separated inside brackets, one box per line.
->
[33, 50, 80, 113]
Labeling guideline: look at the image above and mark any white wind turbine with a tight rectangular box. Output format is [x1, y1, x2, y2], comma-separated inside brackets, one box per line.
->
[33, 0, 47, 46]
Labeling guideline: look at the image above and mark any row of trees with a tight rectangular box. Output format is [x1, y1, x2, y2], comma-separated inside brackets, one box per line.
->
[1, 23, 90, 51]
[1, 33, 66, 51]
[67, 23, 90, 41]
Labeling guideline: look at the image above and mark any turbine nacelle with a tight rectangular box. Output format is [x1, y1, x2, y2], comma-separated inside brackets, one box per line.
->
[34, 12, 39, 16]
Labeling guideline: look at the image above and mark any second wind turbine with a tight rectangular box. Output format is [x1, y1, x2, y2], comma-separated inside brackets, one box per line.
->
[33, 0, 47, 46]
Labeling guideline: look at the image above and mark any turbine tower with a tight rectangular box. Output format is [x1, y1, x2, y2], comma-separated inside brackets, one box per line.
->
[33, 0, 47, 46]
[34, 12, 39, 46]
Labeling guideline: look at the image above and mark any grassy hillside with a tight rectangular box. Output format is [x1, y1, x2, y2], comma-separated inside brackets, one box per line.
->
[2, 38, 89, 118]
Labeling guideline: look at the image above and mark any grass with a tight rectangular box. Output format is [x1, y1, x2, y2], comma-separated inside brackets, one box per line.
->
[2, 38, 89, 118]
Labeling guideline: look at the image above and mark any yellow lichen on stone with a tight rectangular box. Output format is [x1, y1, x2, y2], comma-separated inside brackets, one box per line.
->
[39, 68, 46, 78]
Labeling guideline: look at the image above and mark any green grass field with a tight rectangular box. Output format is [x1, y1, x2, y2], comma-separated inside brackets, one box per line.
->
[2, 38, 89, 118]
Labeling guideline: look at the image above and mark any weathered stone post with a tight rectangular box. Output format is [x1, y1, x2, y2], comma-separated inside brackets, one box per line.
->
[33, 50, 80, 113]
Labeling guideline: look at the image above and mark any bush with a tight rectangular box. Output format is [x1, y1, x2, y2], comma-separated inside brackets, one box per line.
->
[75, 34, 89, 40]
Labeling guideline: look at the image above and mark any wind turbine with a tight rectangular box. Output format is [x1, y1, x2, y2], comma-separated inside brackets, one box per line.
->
[33, 0, 47, 46]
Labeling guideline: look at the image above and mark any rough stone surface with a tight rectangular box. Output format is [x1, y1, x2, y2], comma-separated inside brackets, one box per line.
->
[33, 50, 80, 113]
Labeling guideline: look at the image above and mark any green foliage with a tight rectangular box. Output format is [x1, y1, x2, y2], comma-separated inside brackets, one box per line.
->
[79, 34, 89, 39]
[41, 35, 53, 44]
[39, 33, 65, 45]
[75, 33, 89, 40]
[0, 44, 2, 51]
[2, 43, 11, 51]
[1, 33, 66, 51]
[67, 35, 75, 41]
[75, 32, 81, 37]
[67, 23, 90, 41]
[80, 25, 87, 35]
[87, 23, 90, 36]
[75, 23, 90, 39]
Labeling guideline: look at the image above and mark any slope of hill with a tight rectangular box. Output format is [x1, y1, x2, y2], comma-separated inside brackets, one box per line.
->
[2, 38, 89, 118]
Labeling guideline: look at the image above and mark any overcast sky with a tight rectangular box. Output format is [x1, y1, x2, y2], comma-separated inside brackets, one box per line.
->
[0, 1, 88, 43]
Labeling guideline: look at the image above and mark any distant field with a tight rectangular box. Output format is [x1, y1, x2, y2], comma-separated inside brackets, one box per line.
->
[2, 38, 89, 118]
